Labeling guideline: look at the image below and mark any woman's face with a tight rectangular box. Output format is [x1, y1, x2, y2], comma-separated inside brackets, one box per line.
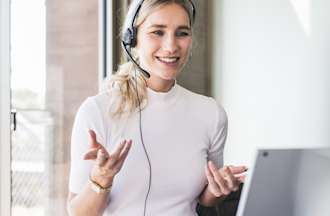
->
[136, 3, 193, 81]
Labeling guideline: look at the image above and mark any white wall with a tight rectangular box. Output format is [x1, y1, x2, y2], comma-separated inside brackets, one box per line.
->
[211, 0, 330, 166]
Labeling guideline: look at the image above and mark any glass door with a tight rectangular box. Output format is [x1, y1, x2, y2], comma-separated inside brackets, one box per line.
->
[10, 0, 52, 215]
[10, 0, 99, 215]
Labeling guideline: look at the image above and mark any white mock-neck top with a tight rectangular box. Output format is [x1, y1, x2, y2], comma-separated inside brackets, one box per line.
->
[69, 83, 228, 216]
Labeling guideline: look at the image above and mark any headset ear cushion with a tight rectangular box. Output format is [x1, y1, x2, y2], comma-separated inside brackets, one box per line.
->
[130, 27, 138, 48]
[122, 27, 137, 48]
[123, 28, 133, 46]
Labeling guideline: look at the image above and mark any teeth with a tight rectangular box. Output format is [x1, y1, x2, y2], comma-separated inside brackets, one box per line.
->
[157, 57, 179, 63]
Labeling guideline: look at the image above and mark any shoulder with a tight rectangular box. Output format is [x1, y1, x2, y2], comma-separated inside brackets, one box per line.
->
[76, 91, 111, 120]
[177, 85, 227, 120]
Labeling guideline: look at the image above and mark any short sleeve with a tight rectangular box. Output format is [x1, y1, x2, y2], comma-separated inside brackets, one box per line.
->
[207, 100, 228, 168]
[68, 97, 106, 194]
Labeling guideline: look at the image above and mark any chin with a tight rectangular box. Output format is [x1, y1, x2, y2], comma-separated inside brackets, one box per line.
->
[158, 72, 178, 81]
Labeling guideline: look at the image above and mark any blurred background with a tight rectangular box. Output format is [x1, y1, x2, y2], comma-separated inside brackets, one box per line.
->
[1, 0, 330, 215]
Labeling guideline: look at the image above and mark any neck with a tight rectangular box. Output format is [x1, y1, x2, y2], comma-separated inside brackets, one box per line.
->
[146, 76, 175, 92]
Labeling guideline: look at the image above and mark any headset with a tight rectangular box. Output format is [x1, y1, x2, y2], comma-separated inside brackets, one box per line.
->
[121, 0, 196, 79]
[120, 1, 196, 215]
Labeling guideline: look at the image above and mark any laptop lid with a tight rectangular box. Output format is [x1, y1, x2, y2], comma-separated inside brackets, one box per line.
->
[236, 148, 330, 216]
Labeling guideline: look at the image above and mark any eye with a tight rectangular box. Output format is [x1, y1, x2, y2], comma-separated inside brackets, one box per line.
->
[176, 31, 190, 37]
[151, 30, 164, 36]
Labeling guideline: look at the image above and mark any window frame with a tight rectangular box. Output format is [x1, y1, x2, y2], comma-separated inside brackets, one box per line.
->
[98, 0, 114, 89]
[0, 0, 12, 215]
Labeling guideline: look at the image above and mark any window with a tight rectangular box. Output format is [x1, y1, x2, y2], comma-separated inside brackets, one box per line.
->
[7, 0, 99, 215]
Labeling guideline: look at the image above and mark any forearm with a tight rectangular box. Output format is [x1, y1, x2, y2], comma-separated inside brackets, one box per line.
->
[67, 183, 110, 216]
[198, 185, 226, 207]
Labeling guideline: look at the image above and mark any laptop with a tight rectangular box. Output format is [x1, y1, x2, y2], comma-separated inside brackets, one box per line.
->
[236, 148, 330, 216]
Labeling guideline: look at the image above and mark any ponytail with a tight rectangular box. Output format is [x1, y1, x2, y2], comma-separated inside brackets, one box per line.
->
[104, 62, 148, 118]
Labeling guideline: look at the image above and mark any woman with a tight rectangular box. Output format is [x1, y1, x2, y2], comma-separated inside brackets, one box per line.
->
[67, 0, 246, 215]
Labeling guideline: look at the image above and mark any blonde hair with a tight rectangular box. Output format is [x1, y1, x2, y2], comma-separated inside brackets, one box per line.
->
[106, 0, 195, 118]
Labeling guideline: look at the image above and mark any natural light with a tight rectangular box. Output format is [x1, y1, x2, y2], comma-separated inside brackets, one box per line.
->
[290, 0, 311, 36]
[11, 0, 46, 108]
[11, 0, 46, 215]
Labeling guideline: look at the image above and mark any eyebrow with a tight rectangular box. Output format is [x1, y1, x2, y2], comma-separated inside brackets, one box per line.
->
[148, 24, 191, 31]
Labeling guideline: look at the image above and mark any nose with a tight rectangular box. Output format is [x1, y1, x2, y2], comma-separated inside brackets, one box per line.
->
[162, 34, 179, 54]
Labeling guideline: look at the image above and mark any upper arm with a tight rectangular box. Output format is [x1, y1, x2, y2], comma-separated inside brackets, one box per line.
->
[67, 192, 77, 203]
[208, 99, 228, 168]
[67, 192, 77, 215]
[69, 97, 107, 194]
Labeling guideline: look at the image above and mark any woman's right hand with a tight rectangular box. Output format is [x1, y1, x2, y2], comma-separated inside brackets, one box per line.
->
[83, 129, 132, 188]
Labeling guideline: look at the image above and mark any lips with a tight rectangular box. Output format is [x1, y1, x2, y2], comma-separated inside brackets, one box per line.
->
[156, 56, 180, 64]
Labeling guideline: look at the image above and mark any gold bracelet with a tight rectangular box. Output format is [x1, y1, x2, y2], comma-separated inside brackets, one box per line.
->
[89, 176, 112, 194]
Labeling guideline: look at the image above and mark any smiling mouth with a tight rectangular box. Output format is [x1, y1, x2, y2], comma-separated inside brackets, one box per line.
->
[156, 56, 180, 64]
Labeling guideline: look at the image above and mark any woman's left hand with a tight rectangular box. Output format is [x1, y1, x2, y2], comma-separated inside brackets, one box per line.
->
[205, 161, 247, 197]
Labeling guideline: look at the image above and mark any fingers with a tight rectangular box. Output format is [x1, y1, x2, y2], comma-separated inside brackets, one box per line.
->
[83, 148, 99, 160]
[229, 165, 248, 183]
[104, 140, 128, 168]
[208, 162, 231, 195]
[88, 129, 100, 148]
[85, 129, 107, 160]
[228, 165, 248, 175]
[96, 149, 109, 167]
[119, 140, 132, 157]
[89, 138, 132, 188]
[204, 164, 222, 197]
[223, 167, 239, 191]
[206, 161, 247, 197]
[236, 174, 246, 183]
[113, 140, 132, 170]
[112, 140, 129, 158]
[234, 170, 247, 183]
